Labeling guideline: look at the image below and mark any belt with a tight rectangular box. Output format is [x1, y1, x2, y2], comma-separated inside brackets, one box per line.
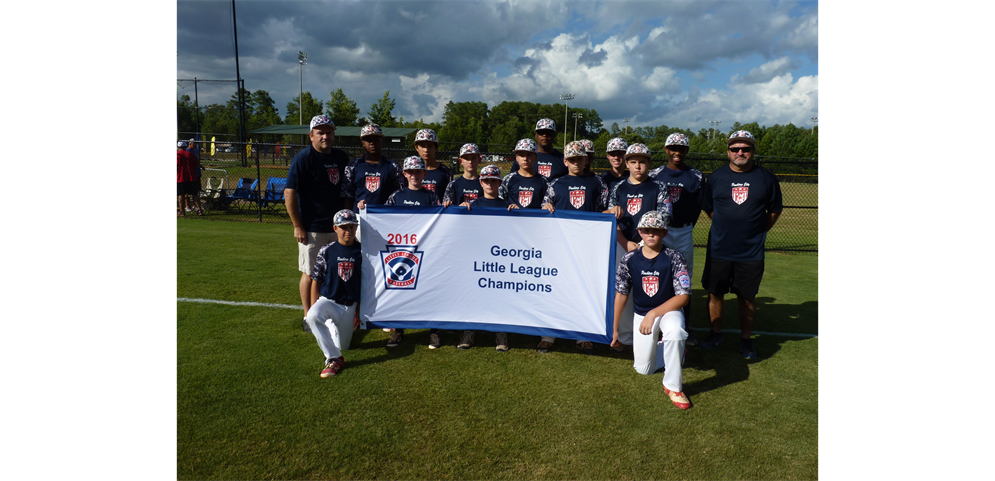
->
[334, 299, 356, 307]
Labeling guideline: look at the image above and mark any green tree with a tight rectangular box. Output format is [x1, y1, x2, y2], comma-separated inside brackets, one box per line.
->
[610, 122, 621, 135]
[367, 91, 397, 128]
[285, 91, 325, 125]
[326, 88, 361, 127]
[177, 94, 198, 135]
[438, 100, 490, 145]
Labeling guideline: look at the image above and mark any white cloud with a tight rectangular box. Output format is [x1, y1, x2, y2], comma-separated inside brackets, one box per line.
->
[642, 67, 680, 92]
[735, 56, 801, 84]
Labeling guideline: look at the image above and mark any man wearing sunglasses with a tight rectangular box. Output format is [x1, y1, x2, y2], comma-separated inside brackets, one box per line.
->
[698, 130, 783, 359]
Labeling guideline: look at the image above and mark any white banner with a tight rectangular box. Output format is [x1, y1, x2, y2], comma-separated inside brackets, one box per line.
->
[359, 206, 617, 343]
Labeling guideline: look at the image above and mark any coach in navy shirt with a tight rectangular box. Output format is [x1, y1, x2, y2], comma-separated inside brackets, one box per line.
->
[698, 130, 782, 359]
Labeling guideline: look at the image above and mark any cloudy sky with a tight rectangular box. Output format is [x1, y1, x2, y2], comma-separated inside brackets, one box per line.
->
[177, 0, 818, 132]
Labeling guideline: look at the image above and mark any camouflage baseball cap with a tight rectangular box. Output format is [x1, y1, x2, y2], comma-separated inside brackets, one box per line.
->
[564, 141, 587, 159]
[581, 139, 595, 154]
[333, 209, 359, 226]
[414, 128, 438, 144]
[535, 118, 557, 132]
[514, 138, 537, 153]
[727, 130, 755, 146]
[403, 155, 427, 170]
[665, 133, 690, 147]
[310, 114, 334, 130]
[360, 123, 384, 138]
[637, 210, 669, 230]
[606, 137, 628, 153]
[480, 164, 501, 180]
[460, 143, 481, 157]
[624, 143, 652, 161]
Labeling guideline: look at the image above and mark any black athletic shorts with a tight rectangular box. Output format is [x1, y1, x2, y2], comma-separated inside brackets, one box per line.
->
[701, 256, 765, 299]
[177, 181, 199, 196]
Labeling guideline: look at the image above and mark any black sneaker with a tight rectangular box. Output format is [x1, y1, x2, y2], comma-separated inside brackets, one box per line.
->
[740, 338, 758, 359]
[428, 333, 441, 349]
[495, 332, 509, 352]
[458, 330, 475, 350]
[699, 331, 723, 350]
[577, 341, 596, 355]
[302, 318, 311, 333]
[536, 340, 553, 353]
[386, 330, 403, 347]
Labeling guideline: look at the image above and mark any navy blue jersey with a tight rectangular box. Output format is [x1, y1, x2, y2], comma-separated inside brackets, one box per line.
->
[598, 170, 627, 194]
[543, 174, 608, 212]
[469, 196, 510, 208]
[421, 164, 453, 197]
[701, 164, 783, 262]
[607, 179, 674, 243]
[499, 171, 548, 209]
[649, 166, 703, 228]
[343, 155, 403, 211]
[285, 146, 351, 232]
[442, 176, 483, 205]
[385, 187, 440, 206]
[616, 247, 692, 316]
[510, 149, 566, 181]
[311, 241, 363, 304]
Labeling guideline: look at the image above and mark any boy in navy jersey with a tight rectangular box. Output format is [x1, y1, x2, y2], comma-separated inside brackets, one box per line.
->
[499, 138, 548, 209]
[383, 156, 442, 348]
[537, 141, 609, 355]
[385, 156, 442, 206]
[413, 129, 452, 196]
[344, 123, 403, 212]
[442, 143, 483, 207]
[510, 118, 566, 180]
[600, 137, 629, 193]
[648, 133, 702, 345]
[605, 143, 673, 353]
[699, 130, 782, 359]
[459, 164, 518, 351]
[305, 209, 363, 378]
[613, 210, 692, 409]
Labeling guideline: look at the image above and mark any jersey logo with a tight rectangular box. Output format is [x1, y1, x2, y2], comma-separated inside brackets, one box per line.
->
[569, 189, 586, 209]
[518, 191, 533, 206]
[423, 182, 436, 192]
[732, 186, 749, 205]
[365, 175, 381, 192]
[538, 164, 551, 178]
[677, 270, 691, 289]
[327, 167, 340, 184]
[668, 186, 682, 203]
[626, 198, 642, 215]
[338, 261, 354, 282]
[379, 246, 424, 290]
[464, 193, 478, 201]
[642, 276, 659, 297]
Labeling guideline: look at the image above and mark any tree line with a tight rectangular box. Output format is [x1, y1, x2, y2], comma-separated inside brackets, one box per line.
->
[177, 89, 817, 159]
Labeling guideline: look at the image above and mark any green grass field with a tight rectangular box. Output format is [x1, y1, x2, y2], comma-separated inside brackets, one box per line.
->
[177, 221, 817, 480]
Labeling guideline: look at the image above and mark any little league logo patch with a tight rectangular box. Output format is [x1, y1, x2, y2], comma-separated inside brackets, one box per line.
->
[677, 270, 691, 289]
[732, 186, 749, 205]
[338, 261, 354, 282]
[423, 183, 436, 192]
[538, 164, 551, 178]
[464, 193, 478, 201]
[642, 276, 659, 297]
[518, 191, 533, 206]
[380, 246, 424, 289]
[327, 167, 340, 184]
[570, 189, 586, 209]
[627, 198, 642, 216]
[366, 175, 381, 192]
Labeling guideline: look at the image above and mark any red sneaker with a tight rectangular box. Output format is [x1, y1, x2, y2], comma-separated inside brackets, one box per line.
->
[664, 386, 691, 410]
[320, 356, 344, 378]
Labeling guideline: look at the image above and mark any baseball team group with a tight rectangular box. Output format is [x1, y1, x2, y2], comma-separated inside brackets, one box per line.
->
[193, 112, 782, 410]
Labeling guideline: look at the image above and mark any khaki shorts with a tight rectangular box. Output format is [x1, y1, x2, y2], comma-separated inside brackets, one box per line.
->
[298, 231, 336, 274]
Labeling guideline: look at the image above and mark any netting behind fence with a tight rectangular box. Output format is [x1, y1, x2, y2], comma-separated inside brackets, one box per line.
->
[180, 142, 817, 252]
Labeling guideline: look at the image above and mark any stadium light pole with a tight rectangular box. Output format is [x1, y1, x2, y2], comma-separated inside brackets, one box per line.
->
[810, 116, 818, 134]
[560, 94, 574, 148]
[623, 118, 631, 134]
[572, 112, 583, 143]
[709, 120, 720, 140]
[298, 51, 308, 126]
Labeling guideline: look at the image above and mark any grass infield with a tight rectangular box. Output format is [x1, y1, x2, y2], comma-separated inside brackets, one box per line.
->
[178, 221, 817, 480]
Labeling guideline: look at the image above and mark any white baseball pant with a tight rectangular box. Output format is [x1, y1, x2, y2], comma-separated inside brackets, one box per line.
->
[305, 297, 358, 361]
[632, 310, 687, 393]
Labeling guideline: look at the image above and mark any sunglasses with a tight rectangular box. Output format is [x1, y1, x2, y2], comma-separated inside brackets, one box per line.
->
[728, 147, 754, 153]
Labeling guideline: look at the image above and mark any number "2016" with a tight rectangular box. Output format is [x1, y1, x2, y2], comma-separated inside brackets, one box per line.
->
[387, 233, 418, 244]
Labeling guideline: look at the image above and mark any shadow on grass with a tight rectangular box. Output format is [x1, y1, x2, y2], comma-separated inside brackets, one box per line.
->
[681, 293, 818, 396]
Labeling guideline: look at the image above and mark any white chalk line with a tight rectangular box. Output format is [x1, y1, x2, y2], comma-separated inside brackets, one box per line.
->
[177, 297, 818, 339]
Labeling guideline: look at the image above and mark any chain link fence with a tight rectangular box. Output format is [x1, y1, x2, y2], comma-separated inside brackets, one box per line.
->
[181, 142, 817, 252]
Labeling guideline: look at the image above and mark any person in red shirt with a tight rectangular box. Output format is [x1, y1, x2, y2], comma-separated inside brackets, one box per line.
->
[176, 141, 201, 216]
